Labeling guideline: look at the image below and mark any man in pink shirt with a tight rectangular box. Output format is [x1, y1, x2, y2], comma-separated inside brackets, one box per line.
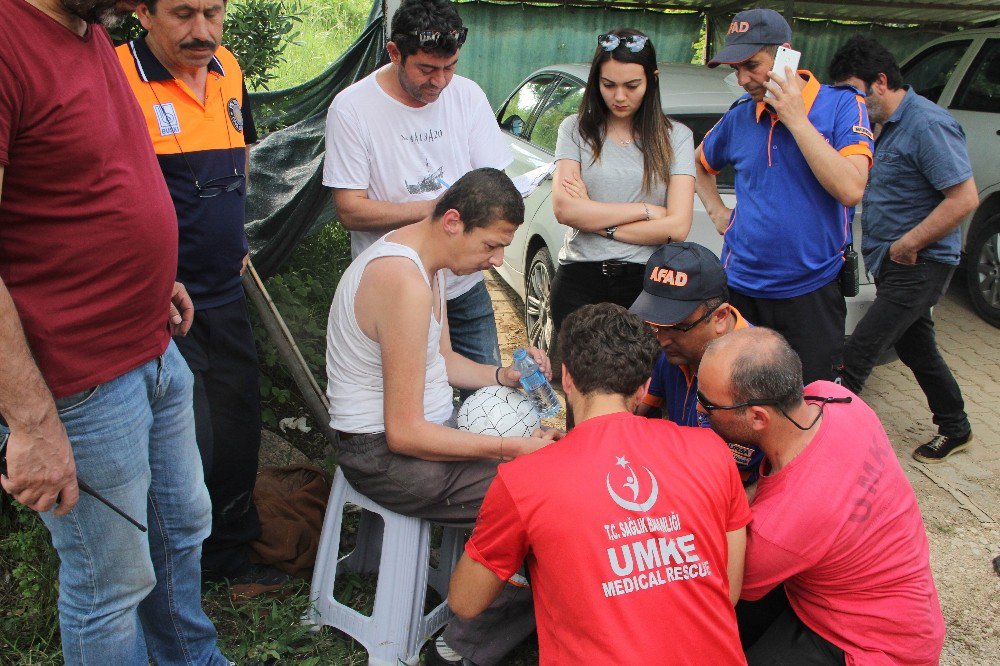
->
[697, 327, 945, 665]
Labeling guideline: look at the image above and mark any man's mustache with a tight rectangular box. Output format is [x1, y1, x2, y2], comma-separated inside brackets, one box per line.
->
[181, 39, 217, 50]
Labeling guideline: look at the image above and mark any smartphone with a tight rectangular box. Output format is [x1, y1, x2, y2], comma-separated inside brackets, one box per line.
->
[765, 46, 801, 99]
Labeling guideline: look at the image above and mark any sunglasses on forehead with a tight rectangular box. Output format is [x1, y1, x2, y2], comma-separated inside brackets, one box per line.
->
[397, 27, 468, 50]
[598, 33, 649, 53]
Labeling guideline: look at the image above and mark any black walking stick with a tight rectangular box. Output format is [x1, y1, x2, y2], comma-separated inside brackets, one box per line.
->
[0, 434, 147, 532]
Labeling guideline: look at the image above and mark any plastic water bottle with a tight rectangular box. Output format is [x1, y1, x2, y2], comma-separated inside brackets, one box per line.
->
[512, 348, 561, 419]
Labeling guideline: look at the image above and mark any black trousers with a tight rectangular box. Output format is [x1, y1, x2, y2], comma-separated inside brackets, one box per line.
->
[737, 587, 845, 665]
[174, 293, 263, 578]
[842, 259, 970, 438]
[550, 260, 645, 428]
[550, 260, 646, 339]
[729, 279, 846, 384]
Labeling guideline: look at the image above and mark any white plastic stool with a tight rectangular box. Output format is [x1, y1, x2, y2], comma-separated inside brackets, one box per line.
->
[306, 467, 465, 665]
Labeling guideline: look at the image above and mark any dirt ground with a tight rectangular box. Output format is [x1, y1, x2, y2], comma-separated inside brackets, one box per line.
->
[485, 271, 1000, 665]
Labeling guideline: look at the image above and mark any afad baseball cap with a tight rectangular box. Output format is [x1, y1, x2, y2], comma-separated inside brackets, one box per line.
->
[629, 242, 728, 325]
[708, 8, 792, 68]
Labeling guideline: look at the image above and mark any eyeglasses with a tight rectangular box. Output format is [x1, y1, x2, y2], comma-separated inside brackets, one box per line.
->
[196, 172, 245, 198]
[397, 27, 468, 50]
[696, 392, 781, 413]
[147, 83, 244, 200]
[696, 393, 853, 431]
[649, 304, 717, 334]
[598, 33, 649, 53]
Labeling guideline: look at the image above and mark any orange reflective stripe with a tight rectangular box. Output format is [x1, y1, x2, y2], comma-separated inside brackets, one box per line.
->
[116, 45, 248, 156]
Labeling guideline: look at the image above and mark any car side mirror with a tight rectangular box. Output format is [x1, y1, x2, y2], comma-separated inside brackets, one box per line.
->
[501, 115, 525, 137]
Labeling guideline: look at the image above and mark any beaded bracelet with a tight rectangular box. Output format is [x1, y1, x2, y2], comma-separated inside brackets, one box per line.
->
[495, 365, 503, 386]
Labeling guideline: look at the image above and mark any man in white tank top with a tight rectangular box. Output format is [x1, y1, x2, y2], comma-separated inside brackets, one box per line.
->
[323, 0, 512, 385]
[326, 168, 557, 665]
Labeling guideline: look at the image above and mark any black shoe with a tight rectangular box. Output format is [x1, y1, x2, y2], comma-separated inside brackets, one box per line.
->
[227, 563, 290, 599]
[424, 636, 477, 666]
[912, 432, 973, 464]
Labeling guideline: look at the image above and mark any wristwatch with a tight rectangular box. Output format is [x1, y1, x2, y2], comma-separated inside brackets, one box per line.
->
[605, 226, 618, 240]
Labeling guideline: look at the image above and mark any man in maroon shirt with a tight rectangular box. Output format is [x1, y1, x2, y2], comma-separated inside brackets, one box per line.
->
[0, 0, 227, 662]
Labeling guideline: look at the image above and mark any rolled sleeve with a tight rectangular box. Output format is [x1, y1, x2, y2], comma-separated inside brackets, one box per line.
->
[918, 120, 973, 191]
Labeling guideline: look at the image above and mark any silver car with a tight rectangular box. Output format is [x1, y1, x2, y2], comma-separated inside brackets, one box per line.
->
[495, 63, 876, 353]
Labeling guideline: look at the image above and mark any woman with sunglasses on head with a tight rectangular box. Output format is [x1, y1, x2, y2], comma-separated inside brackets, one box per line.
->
[550, 28, 696, 361]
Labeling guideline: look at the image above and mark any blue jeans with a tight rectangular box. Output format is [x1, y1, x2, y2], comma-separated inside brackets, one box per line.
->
[24, 342, 226, 665]
[447, 280, 501, 402]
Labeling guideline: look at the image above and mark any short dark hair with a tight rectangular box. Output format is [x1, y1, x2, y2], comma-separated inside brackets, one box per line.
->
[433, 167, 524, 232]
[828, 35, 903, 90]
[390, 0, 464, 60]
[721, 328, 803, 412]
[558, 303, 660, 397]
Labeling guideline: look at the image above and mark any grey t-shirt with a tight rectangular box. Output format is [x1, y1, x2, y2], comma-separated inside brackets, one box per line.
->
[554, 114, 695, 265]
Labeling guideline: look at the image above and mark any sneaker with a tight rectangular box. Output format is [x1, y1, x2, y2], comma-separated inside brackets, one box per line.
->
[228, 563, 290, 600]
[424, 635, 477, 666]
[912, 432, 973, 464]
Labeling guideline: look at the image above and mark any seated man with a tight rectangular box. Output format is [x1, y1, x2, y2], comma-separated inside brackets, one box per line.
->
[449, 302, 751, 664]
[629, 242, 761, 485]
[325, 167, 552, 665]
[697, 327, 945, 664]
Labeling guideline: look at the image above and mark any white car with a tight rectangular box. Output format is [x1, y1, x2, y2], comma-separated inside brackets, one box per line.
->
[899, 29, 1000, 327]
[495, 63, 876, 353]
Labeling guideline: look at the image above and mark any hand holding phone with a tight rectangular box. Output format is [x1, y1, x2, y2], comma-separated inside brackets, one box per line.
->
[765, 46, 801, 99]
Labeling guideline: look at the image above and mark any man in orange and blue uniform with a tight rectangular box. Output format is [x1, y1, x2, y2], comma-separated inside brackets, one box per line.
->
[630, 242, 761, 485]
[117, 0, 284, 593]
[694, 8, 873, 384]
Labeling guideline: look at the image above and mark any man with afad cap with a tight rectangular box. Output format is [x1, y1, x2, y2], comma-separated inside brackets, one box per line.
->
[630, 242, 761, 485]
[694, 8, 874, 383]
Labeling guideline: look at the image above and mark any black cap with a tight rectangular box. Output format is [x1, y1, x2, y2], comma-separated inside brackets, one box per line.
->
[708, 8, 792, 68]
[629, 242, 728, 325]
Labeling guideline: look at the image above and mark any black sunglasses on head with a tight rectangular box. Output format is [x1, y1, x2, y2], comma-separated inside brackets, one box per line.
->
[598, 33, 649, 53]
[396, 27, 468, 50]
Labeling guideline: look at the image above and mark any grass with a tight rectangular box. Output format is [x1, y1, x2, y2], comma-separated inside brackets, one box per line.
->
[248, 0, 374, 92]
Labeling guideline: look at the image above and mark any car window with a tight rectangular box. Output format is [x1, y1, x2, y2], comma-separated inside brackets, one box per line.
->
[498, 74, 556, 139]
[951, 39, 1000, 113]
[901, 40, 972, 103]
[673, 114, 735, 189]
[530, 78, 585, 154]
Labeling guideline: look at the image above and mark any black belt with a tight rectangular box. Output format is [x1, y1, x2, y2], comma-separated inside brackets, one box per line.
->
[600, 260, 645, 277]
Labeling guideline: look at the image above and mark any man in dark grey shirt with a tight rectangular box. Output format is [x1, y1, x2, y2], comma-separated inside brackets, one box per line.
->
[830, 36, 979, 463]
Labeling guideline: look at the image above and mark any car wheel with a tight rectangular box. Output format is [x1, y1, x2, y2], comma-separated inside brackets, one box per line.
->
[525, 246, 555, 354]
[965, 213, 1000, 328]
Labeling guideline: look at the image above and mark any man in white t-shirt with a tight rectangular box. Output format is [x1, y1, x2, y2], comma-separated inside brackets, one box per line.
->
[324, 0, 511, 372]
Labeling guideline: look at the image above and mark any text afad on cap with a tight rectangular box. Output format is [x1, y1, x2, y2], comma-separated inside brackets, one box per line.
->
[649, 266, 689, 287]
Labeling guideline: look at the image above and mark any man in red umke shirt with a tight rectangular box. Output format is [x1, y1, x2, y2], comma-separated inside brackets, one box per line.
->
[449, 303, 750, 664]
